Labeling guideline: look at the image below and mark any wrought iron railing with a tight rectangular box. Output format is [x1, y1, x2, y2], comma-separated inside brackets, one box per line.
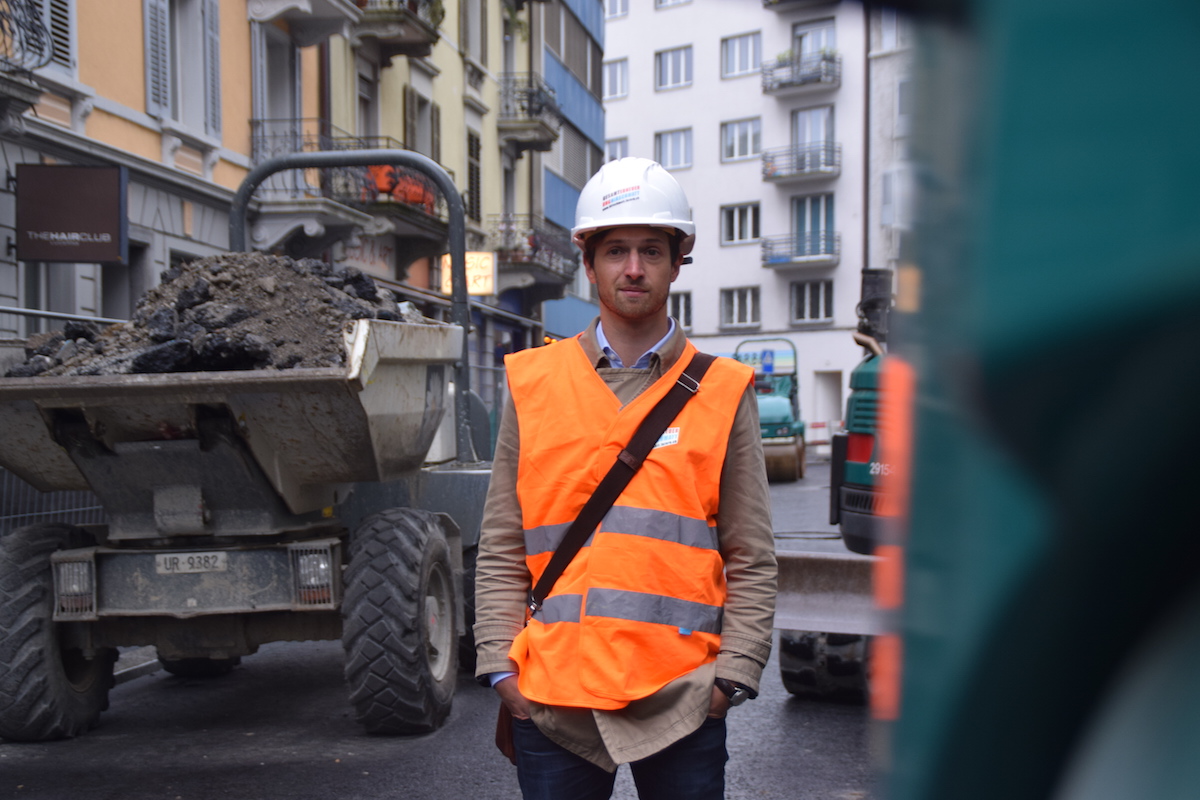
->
[498, 73, 560, 126]
[249, 119, 445, 219]
[761, 142, 841, 180]
[761, 232, 841, 265]
[487, 214, 578, 280]
[360, 0, 445, 31]
[761, 51, 841, 93]
[0, 0, 52, 73]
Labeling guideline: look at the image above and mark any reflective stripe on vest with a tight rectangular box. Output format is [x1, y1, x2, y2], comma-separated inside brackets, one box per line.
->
[504, 336, 753, 708]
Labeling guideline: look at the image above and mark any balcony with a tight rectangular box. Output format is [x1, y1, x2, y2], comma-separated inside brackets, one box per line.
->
[762, 142, 841, 184]
[249, 118, 448, 264]
[762, 52, 841, 96]
[351, 0, 443, 62]
[497, 73, 561, 154]
[488, 214, 579, 300]
[248, 0, 362, 47]
[762, 233, 840, 269]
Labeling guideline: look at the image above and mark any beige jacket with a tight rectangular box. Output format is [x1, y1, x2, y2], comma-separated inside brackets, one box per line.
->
[473, 320, 777, 771]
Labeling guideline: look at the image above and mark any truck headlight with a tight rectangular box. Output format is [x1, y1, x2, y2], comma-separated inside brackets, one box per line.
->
[289, 542, 339, 607]
[53, 557, 96, 618]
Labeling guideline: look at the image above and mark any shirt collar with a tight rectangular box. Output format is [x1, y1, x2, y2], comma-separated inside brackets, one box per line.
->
[595, 318, 676, 369]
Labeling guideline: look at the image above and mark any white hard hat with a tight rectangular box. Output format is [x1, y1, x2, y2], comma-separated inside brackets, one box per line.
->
[572, 157, 695, 255]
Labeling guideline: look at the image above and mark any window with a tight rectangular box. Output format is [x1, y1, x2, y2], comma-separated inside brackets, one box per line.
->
[721, 118, 761, 161]
[405, 86, 441, 162]
[721, 32, 761, 78]
[881, 166, 912, 228]
[669, 292, 692, 329]
[656, 0, 690, 6]
[357, 58, 378, 136]
[721, 287, 760, 328]
[655, 128, 692, 169]
[791, 280, 834, 322]
[793, 18, 836, 56]
[605, 0, 628, 18]
[549, 2, 602, 97]
[461, 0, 487, 65]
[721, 203, 760, 244]
[897, 79, 912, 137]
[794, 193, 835, 255]
[603, 59, 628, 99]
[655, 46, 692, 90]
[145, 0, 221, 136]
[467, 130, 482, 222]
[606, 138, 629, 162]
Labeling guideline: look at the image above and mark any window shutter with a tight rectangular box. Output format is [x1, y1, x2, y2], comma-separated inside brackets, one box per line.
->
[404, 85, 418, 149]
[431, 103, 441, 164]
[203, 0, 222, 137]
[46, 0, 73, 69]
[144, 0, 170, 119]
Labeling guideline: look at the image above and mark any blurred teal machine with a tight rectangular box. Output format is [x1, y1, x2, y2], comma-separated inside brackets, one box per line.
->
[884, 1, 1200, 799]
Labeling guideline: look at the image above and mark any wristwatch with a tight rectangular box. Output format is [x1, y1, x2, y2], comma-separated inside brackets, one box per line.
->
[714, 677, 754, 706]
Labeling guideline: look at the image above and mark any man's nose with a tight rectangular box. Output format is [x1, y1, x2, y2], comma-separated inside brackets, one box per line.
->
[624, 251, 646, 278]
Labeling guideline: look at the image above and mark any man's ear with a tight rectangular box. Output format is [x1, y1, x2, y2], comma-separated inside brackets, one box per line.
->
[583, 253, 598, 284]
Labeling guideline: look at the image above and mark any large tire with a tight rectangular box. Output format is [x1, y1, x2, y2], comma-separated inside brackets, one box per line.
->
[779, 630, 869, 704]
[0, 524, 117, 742]
[342, 508, 458, 734]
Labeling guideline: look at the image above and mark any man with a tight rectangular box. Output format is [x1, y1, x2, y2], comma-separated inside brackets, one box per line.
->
[473, 157, 777, 800]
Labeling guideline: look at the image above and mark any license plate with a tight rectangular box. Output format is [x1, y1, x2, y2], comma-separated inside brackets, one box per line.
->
[155, 552, 228, 575]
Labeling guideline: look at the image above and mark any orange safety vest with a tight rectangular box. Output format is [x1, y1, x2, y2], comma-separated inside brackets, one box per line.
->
[505, 336, 753, 709]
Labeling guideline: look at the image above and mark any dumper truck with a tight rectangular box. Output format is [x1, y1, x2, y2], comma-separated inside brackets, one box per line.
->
[0, 151, 491, 742]
[734, 338, 806, 482]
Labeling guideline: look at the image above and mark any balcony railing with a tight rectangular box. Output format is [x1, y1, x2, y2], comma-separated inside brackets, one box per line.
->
[353, 0, 443, 61]
[250, 118, 445, 219]
[761, 232, 841, 267]
[762, 52, 841, 94]
[1, 0, 52, 72]
[498, 73, 561, 152]
[762, 142, 841, 183]
[487, 214, 578, 281]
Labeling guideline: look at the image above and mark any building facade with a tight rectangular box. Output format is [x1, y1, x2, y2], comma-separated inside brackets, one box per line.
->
[603, 0, 890, 443]
[0, 0, 603, 435]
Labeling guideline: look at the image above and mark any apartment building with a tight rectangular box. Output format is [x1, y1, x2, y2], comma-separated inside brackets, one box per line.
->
[0, 0, 602, 422]
[603, 0, 891, 440]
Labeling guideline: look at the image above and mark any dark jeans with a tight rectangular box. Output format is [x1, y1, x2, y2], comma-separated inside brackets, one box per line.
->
[511, 715, 728, 800]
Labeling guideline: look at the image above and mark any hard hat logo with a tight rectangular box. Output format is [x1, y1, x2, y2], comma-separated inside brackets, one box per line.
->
[572, 157, 695, 256]
[601, 185, 641, 211]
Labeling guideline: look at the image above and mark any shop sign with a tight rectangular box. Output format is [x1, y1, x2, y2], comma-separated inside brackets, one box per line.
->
[440, 251, 496, 296]
[16, 164, 129, 263]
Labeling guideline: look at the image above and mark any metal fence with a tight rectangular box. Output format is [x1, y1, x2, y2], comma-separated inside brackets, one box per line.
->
[0, 466, 105, 537]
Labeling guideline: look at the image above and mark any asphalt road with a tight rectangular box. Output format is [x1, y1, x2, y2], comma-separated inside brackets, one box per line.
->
[0, 459, 877, 799]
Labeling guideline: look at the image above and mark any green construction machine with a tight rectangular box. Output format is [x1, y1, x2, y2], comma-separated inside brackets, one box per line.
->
[735, 338, 806, 482]
[876, 1, 1200, 799]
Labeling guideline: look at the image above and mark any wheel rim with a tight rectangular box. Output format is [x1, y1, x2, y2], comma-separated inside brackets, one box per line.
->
[424, 561, 454, 682]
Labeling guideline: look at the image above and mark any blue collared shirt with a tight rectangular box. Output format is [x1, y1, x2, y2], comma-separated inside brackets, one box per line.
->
[595, 318, 676, 369]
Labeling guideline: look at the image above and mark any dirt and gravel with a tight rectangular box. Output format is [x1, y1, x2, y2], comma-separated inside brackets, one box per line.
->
[5, 252, 422, 377]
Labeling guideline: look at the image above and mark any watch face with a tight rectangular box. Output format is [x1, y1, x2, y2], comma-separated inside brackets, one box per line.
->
[728, 688, 749, 706]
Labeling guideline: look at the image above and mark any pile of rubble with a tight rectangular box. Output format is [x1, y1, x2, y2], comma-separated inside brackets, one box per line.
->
[5, 252, 421, 378]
